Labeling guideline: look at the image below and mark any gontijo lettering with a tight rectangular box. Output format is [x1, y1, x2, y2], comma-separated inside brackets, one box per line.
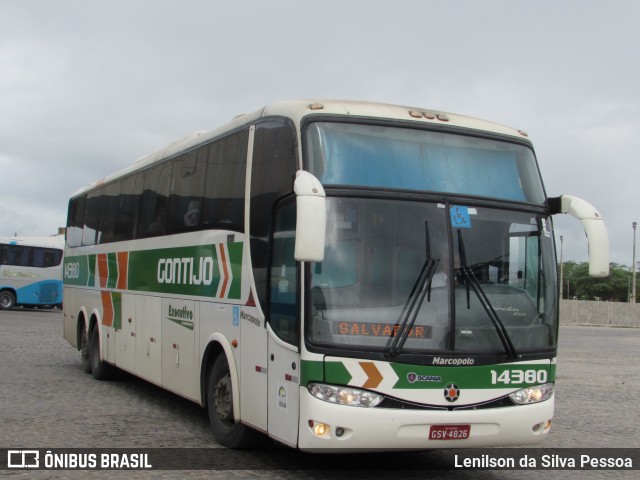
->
[157, 257, 215, 285]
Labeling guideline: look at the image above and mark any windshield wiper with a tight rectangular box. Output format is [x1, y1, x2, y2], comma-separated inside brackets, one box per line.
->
[457, 230, 519, 359]
[387, 222, 439, 357]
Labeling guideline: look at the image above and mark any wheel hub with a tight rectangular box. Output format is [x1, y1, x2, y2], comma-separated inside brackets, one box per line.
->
[214, 375, 232, 421]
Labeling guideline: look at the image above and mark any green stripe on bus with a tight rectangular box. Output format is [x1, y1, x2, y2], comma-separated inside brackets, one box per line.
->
[65, 243, 243, 300]
[390, 362, 555, 389]
[300, 360, 324, 385]
[107, 252, 118, 289]
[227, 243, 243, 300]
[112, 292, 122, 330]
[312, 360, 555, 390]
[63, 254, 96, 287]
[324, 361, 353, 385]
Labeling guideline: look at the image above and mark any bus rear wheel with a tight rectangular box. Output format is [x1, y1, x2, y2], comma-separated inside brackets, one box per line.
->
[80, 326, 92, 374]
[0, 291, 16, 310]
[207, 355, 264, 448]
[89, 325, 116, 380]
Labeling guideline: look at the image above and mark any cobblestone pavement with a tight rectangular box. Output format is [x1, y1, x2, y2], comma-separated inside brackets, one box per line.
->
[0, 309, 637, 479]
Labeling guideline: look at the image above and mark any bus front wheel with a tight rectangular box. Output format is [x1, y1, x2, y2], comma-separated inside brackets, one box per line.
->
[0, 291, 16, 310]
[207, 355, 263, 448]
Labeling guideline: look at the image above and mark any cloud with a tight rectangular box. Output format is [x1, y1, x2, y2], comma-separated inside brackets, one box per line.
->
[0, 0, 637, 268]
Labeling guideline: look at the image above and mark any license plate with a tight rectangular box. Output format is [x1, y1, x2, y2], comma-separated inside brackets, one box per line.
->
[429, 424, 471, 440]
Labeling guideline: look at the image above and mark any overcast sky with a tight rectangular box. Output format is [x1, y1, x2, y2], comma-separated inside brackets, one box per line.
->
[1, 0, 638, 267]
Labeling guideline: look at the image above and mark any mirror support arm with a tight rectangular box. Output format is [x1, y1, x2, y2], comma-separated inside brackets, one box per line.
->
[549, 195, 610, 277]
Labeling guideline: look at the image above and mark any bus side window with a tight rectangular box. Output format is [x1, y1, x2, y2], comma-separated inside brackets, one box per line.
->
[66, 195, 86, 247]
[138, 162, 172, 237]
[250, 121, 297, 310]
[167, 150, 205, 234]
[114, 173, 143, 241]
[98, 182, 121, 244]
[269, 201, 298, 345]
[202, 130, 247, 232]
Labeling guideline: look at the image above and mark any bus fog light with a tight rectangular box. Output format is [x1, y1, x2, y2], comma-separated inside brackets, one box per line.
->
[509, 383, 553, 405]
[308, 383, 383, 407]
[309, 420, 330, 437]
[532, 419, 552, 434]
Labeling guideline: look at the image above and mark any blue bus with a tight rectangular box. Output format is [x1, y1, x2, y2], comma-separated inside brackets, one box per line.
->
[0, 235, 64, 309]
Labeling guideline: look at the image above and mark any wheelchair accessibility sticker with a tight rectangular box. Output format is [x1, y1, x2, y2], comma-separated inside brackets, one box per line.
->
[450, 206, 472, 228]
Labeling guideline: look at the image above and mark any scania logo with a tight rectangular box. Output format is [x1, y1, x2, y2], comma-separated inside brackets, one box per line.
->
[444, 383, 460, 402]
[407, 372, 442, 384]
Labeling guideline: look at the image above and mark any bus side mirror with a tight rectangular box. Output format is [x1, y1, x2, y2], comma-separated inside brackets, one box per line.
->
[293, 171, 326, 262]
[549, 195, 610, 277]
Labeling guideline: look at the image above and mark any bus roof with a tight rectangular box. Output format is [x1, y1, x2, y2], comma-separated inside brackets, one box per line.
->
[72, 99, 531, 198]
[0, 234, 65, 250]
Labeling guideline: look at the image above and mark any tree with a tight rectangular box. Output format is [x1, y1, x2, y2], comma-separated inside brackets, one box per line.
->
[559, 262, 636, 302]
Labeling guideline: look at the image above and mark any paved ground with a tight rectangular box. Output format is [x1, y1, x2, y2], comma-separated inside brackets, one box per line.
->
[0, 309, 638, 479]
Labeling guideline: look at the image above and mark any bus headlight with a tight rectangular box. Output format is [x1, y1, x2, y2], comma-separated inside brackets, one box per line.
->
[509, 383, 554, 405]
[308, 383, 383, 407]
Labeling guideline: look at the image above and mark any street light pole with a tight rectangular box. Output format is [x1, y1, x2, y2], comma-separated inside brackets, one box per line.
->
[632, 222, 637, 303]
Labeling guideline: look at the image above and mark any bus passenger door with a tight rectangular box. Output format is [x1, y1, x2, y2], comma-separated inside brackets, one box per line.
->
[267, 324, 300, 447]
[238, 300, 268, 432]
[266, 210, 300, 447]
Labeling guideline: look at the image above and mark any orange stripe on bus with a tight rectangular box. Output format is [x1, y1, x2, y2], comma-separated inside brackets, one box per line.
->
[117, 251, 128, 290]
[97, 254, 108, 288]
[101, 291, 114, 327]
[219, 244, 229, 298]
[360, 362, 383, 389]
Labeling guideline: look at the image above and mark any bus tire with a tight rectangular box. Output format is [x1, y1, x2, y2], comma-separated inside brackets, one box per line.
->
[89, 325, 116, 380]
[80, 325, 92, 374]
[0, 291, 16, 310]
[207, 355, 263, 448]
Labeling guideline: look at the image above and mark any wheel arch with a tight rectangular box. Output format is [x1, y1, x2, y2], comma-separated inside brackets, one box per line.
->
[201, 333, 240, 423]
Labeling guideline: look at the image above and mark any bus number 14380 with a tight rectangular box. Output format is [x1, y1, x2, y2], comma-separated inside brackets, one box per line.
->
[490, 369, 548, 385]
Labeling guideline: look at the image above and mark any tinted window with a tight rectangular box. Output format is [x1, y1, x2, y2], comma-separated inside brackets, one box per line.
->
[0, 245, 62, 267]
[250, 121, 298, 309]
[167, 150, 206, 234]
[306, 122, 545, 204]
[269, 201, 298, 344]
[202, 130, 248, 232]
[66, 128, 249, 245]
[138, 161, 172, 237]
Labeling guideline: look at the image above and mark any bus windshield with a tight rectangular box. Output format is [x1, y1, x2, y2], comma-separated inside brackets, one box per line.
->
[306, 198, 558, 356]
[306, 122, 546, 204]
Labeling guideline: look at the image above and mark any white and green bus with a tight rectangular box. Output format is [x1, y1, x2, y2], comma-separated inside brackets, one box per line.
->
[63, 100, 608, 451]
[0, 234, 64, 310]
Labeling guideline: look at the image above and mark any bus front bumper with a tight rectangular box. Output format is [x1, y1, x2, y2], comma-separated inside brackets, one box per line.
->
[298, 388, 554, 451]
